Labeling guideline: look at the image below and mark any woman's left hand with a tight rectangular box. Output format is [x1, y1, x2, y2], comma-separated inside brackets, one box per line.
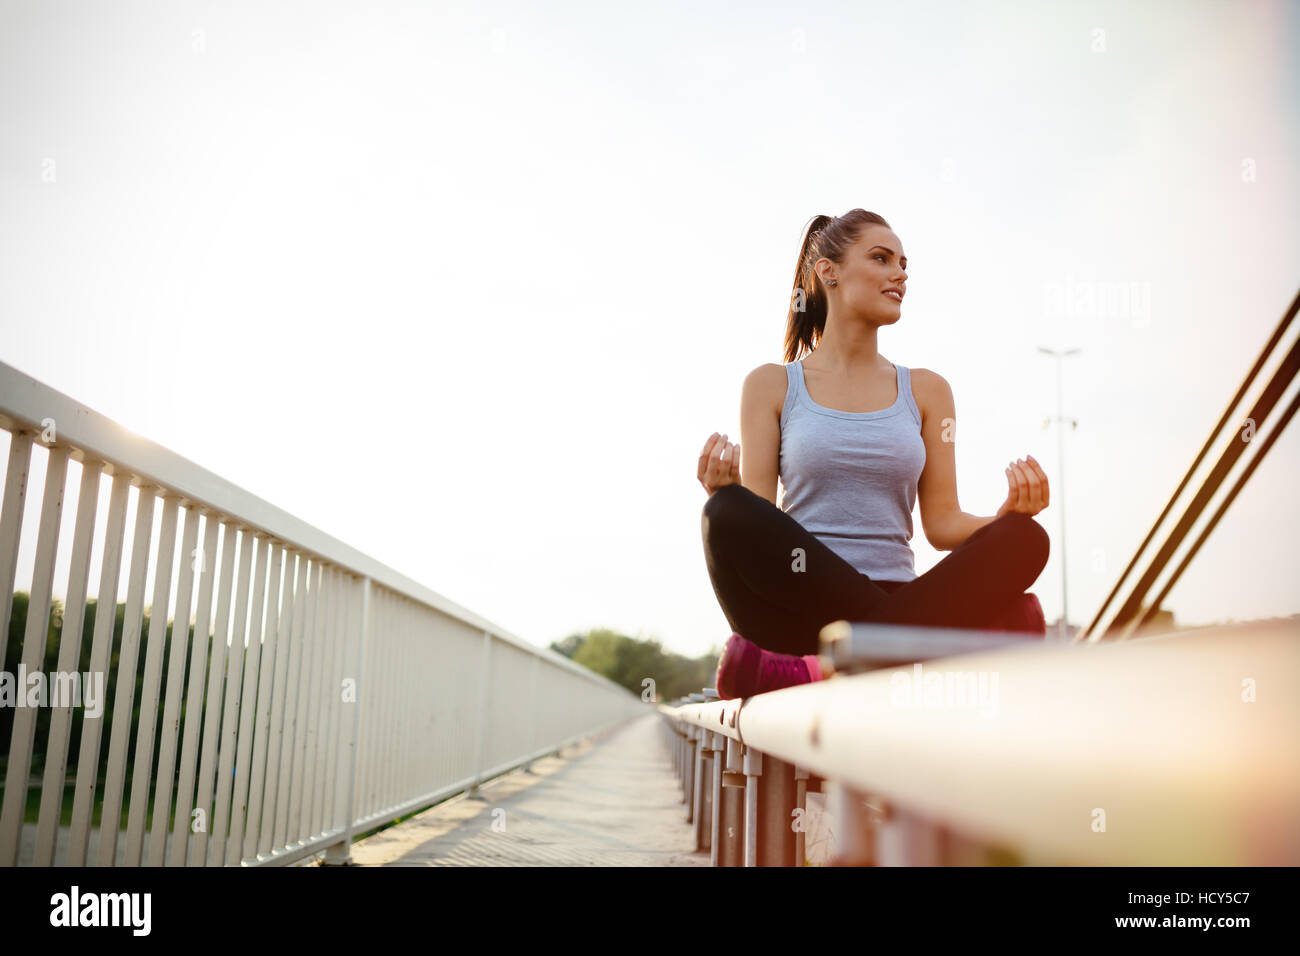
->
[995, 455, 1049, 517]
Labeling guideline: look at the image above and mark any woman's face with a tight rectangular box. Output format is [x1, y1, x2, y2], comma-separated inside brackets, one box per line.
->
[819, 224, 908, 321]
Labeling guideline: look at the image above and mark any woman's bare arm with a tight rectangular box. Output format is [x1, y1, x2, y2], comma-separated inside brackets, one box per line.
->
[738, 364, 786, 505]
[914, 368, 997, 550]
[915, 368, 1050, 548]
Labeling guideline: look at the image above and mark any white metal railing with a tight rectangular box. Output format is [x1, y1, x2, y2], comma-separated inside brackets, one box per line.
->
[0, 359, 644, 866]
[660, 617, 1300, 866]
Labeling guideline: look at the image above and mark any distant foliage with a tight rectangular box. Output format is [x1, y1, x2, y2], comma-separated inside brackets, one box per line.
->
[549, 628, 718, 702]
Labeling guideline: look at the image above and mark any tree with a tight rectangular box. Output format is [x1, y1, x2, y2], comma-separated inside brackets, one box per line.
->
[550, 628, 720, 701]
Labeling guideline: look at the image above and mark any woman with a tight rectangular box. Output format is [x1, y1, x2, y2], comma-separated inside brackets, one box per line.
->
[698, 209, 1051, 700]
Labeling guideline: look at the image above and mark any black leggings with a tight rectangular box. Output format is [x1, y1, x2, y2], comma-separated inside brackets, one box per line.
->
[701, 483, 1050, 657]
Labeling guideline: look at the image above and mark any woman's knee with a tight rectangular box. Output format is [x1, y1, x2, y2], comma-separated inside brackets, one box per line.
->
[703, 485, 774, 564]
[701, 483, 753, 536]
[701, 484, 742, 549]
[997, 512, 1050, 572]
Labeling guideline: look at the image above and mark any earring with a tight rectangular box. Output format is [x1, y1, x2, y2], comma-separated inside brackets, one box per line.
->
[828, 279, 837, 287]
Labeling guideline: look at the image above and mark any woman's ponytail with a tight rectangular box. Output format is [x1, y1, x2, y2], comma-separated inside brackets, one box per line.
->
[782, 209, 892, 364]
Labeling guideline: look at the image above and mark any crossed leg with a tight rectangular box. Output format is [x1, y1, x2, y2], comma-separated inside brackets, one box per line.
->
[701, 483, 1050, 657]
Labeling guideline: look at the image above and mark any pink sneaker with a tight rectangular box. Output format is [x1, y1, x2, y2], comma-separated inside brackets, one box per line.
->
[715, 632, 823, 700]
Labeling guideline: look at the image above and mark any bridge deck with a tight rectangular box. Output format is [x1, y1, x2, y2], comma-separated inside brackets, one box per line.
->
[348, 712, 706, 866]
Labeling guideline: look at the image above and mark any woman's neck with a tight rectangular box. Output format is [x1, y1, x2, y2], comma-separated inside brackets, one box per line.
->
[806, 319, 886, 374]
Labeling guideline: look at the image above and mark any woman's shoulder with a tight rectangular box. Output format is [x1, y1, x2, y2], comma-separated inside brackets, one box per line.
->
[907, 366, 951, 391]
[742, 363, 791, 418]
[906, 367, 954, 421]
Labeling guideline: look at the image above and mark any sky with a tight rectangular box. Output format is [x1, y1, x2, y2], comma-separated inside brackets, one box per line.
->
[1, 0, 1297, 658]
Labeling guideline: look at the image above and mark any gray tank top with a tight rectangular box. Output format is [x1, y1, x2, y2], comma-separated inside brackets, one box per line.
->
[779, 359, 927, 582]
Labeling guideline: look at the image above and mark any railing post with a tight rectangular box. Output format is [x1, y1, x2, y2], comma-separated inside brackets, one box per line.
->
[468, 630, 493, 795]
[718, 738, 745, 867]
[757, 754, 797, 866]
[524, 654, 540, 772]
[693, 731, 712, 852]
[684, 727, 698, 823]
[670, 721, 679, 784]
[680, 725, 688, 795]
[686, 728, 696, 806]
[325, 575, 369, 865]
[679, 724, 689, 796]
[0, 441, 67, 867]
[708, 731, 725, 865]
[742, 745, 761, 867]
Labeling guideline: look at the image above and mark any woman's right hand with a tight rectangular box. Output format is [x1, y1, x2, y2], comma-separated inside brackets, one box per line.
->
[698, 432, 741, 496]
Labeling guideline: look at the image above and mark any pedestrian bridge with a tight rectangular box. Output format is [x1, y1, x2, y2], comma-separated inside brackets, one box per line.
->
[1, 288, 1297, 866]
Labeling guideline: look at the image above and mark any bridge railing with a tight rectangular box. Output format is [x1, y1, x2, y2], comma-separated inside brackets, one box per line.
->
[660, 616, 1299, 866]
[0, 359, 644, 866]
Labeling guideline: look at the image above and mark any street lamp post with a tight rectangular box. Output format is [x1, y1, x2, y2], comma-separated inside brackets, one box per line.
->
[1037, 346, 1080, 642]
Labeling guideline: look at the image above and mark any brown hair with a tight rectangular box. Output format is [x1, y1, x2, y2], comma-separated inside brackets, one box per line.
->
[783, 209, 892, 363]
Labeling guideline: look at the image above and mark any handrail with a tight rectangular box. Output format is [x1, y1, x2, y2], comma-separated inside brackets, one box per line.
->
[820, 620, 1045, 673]
[1078, 288, 1299, 642]
[660, 617, 1299, 865]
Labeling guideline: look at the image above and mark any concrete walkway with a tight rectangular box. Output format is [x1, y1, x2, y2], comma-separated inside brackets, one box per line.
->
[349, 712, 708, 866]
